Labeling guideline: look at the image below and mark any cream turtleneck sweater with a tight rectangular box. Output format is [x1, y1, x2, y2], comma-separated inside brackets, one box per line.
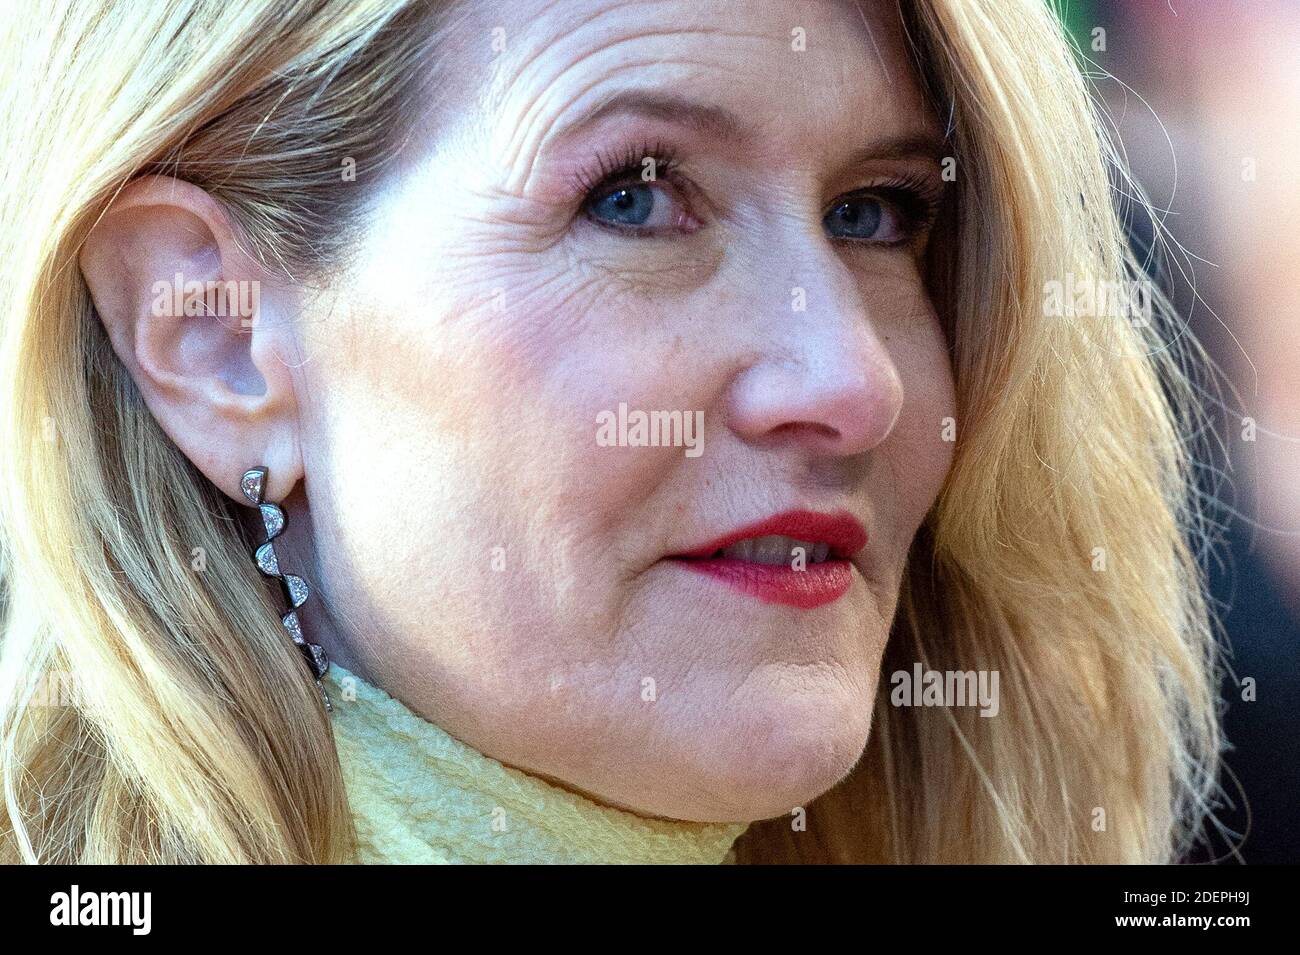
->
[323, 665, 749, 864]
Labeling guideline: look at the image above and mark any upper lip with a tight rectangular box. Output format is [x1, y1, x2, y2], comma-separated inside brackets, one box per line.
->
[671, 508, 869, 561]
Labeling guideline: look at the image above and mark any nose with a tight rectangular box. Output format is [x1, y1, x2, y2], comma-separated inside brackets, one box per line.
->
[725, 244, 905, 458]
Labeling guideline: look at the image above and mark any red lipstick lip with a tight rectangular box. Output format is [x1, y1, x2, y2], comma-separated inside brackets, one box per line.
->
[671, 509, 868, 561]
[667, 509, 868, 610]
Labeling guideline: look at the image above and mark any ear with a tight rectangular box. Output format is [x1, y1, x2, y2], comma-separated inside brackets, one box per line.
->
[79, 175, 303, 504]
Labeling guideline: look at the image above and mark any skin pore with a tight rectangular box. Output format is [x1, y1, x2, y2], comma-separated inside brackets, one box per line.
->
[79, 0, 957, 823]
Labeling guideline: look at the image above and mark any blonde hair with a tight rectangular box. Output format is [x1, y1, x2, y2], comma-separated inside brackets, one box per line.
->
[736, 0, 1221, 863]
[0, 0, 1220, 863]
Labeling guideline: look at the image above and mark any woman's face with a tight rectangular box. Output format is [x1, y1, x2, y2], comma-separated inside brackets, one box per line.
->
[297, 0, 956, 821]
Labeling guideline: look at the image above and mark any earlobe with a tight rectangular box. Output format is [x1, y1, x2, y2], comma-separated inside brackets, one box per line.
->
[78, 175, 303, 503]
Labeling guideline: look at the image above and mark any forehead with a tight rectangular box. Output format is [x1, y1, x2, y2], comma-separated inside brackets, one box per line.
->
[445, 0, 937, 167]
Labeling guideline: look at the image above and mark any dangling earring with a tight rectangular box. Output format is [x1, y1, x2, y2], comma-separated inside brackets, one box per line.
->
[240, 466, 332, 712]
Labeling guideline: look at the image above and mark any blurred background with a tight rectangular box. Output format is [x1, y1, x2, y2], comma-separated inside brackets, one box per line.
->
[1058, 0, 1300, 863]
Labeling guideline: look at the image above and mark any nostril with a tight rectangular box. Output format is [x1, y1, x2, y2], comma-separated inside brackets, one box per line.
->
[771, 421, 839, 442]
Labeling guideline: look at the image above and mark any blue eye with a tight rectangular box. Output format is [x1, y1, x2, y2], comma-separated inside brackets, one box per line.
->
[589, 183, 658, 227]
[825, 196, 894, 241]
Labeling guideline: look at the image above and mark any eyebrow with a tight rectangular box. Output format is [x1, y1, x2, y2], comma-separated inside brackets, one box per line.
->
[845, 134, 949, 166]
[567, 91, 748, 142]
[556, 90, 948, 164]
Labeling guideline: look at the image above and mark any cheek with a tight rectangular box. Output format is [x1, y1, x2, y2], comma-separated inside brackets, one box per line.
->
[878, 303, 957, 541]
[333, 170, 725, 542]
[301, 243, 701, 631]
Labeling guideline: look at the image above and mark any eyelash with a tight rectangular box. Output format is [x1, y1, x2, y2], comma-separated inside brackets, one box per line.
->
[572, 140, 681, 197]
[574, 143, 944, 242]
[833, 171, 945, 245]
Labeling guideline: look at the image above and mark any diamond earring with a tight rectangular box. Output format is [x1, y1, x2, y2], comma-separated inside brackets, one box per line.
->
[240, 466, 331, 712]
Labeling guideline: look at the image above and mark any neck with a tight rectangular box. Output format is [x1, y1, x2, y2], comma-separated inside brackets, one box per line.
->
[323, 664, 750, 864]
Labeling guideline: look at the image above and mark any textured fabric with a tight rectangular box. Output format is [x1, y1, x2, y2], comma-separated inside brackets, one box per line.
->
[324, 665, 749, 864]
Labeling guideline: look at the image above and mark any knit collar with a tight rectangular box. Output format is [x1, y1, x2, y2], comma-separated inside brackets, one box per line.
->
[323, 665, 749, 864]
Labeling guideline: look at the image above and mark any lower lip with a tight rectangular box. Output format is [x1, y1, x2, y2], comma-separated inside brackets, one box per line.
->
[671, 556, 854, 609]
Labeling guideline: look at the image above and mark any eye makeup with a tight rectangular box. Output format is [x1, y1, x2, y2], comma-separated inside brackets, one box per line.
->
[570, 139, 682, 196]
[825, 169, 947, 246]
[571, 139, 702, 236]
[564, 132, 947, 245]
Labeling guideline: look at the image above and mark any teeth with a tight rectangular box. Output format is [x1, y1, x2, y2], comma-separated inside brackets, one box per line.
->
[720, 535, 832, 566]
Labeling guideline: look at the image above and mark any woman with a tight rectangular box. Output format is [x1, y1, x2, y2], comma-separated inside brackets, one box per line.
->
[0, 0, 1219, 863]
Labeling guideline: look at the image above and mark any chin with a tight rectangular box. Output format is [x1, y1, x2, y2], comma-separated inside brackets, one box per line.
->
[658, 671, 878, 823]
